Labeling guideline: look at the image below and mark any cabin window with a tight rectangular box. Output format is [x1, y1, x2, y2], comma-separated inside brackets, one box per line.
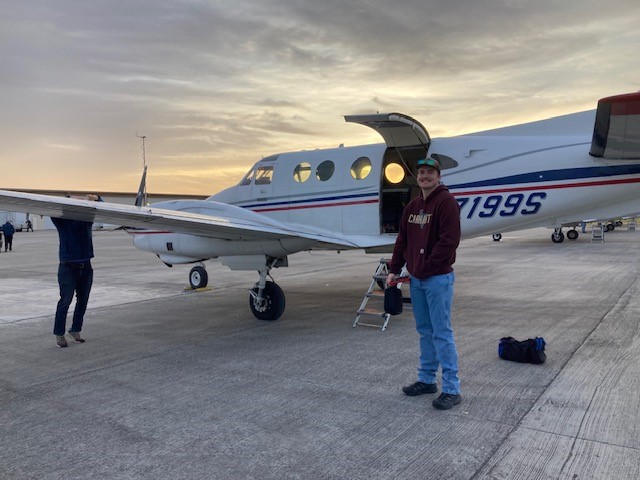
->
[350, 157, 372, 180]
[293, 162, 311, 183]
[239, 168, 254, 186]
[255, 166, 273, 185]
[316, 160, 335, 181]
[384, 163, 405, 184]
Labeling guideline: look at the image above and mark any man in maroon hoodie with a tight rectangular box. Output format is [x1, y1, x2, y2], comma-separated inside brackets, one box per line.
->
[387, 157, 462, 410]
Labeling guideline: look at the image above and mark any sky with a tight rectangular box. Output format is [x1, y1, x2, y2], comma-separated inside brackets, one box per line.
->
[1, 0, 639, 195]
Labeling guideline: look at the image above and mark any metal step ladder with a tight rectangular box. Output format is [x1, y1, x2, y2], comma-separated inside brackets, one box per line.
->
[353, 258, 409, 332]
[591, 223, 605, 243]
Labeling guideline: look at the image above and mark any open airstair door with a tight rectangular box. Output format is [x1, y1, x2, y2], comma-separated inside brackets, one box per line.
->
[345, 113, 432, 236]
[344, 112, 431, 150]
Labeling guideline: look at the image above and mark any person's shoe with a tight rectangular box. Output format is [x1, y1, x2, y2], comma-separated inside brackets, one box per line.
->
[55, 335, 68, 348]
[402, 381, 438, 396]
[432, 393, 462, 410]
[67, 331, 85, 343]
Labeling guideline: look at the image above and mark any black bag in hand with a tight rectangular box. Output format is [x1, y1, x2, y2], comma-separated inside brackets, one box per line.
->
[498, 337, 546, 364]
[384, 286, 403, 315]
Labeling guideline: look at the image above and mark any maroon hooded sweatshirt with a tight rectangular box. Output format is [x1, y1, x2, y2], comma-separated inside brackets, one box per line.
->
[387, 185, 461, 278]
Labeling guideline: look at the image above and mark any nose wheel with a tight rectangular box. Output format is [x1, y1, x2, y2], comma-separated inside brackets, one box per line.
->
[249, 259, 286, 321]
[249, 281, 285, 321]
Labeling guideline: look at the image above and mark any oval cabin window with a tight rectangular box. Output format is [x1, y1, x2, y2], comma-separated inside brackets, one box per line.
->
[293, 162, 311, 183]
[316, 160, 335, 181]
[350, 157, 371, 180]
[384, 163, 405, 184]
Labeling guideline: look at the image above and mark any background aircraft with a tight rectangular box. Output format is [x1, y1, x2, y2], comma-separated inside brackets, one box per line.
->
[2, 91, 640, 320]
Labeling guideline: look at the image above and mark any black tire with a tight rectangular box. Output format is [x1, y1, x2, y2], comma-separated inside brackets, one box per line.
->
[189, 266, 208, 289]
[567, 229, 579, 240]
[249, 281, 285, 321]
[606, 223, 615, 231]
[492, 233, 502, 241]
[551, 231, 565, 243]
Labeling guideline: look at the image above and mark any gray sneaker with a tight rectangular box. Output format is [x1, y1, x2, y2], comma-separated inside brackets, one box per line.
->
[55, 335, 68, 348]
[67, 331, 85, 343]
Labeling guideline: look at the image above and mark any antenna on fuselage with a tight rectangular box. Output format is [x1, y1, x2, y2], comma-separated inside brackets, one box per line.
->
[135, 133, 148, 207]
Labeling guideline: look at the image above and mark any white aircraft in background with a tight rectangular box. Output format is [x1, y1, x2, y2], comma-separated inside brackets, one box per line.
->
[2, 91, 640, 320]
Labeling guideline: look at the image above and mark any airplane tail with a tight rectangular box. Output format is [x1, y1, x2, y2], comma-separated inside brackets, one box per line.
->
[135, 165, 148, 207]
[590, 92, 640, 159]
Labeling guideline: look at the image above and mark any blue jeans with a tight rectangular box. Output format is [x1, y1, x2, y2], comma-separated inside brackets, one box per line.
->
[53, 262, 93, 336]
[409, 272, 460, 395]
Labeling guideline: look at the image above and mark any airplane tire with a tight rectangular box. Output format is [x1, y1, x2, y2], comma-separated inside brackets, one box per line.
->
[249, 281, 285, 321]
[606, 223, 615, 231]
[189, 266, 208, 289]
[551, 231, 565, 243]
[492, 233, 502, 241]
[567, 229, 579, 240]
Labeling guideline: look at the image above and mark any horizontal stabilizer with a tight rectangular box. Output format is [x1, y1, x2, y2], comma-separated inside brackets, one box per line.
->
[590, 92, 640, 159]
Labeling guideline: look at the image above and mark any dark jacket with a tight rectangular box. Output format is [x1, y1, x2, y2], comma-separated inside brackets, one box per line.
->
[2, 222, 15, 237]
[388, 185, 461, 279]
[51, 218, 94, 263]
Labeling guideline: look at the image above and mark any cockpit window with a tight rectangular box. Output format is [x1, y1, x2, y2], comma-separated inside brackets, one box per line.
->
[255, 166, 273, 185]
[316, 160, 335, 181]
[239, 168, 254, 186]
[350, 156, 372, 180]
[293, 162, 311, 183]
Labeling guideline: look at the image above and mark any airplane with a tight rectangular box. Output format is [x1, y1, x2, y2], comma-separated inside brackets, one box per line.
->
[2, 91, 640, 321]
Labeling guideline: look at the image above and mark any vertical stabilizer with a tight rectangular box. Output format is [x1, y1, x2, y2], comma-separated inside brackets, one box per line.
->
[590, 92, 640, 159]
[135, 165, 148, 207]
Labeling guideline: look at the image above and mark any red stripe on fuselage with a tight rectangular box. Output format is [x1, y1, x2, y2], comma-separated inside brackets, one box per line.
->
[251, 198, 378, 213]
[452, 176, 640, 197]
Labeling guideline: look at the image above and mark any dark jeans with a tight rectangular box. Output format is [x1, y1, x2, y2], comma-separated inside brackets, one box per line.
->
[4, 235, 12, 251]
[53, 262, 93, 336]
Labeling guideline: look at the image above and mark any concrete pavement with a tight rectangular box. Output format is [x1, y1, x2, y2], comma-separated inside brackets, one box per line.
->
[1, 226, 640, 479]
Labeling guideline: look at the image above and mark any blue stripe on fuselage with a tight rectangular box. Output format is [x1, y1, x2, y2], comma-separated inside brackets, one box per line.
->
[447, 164, 640, 190]
[240, 191, 378, 209]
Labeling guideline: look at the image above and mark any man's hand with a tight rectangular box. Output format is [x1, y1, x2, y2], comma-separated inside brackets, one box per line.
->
[386, 273, 396, 286]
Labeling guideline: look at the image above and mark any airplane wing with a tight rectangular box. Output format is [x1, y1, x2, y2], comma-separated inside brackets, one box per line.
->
[0, 189, 379, 249]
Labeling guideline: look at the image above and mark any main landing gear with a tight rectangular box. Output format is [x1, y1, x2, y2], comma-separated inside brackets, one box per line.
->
[189, 265, 208, 289]
[551, 227, 579, 243]
[249, 259, 285, 321]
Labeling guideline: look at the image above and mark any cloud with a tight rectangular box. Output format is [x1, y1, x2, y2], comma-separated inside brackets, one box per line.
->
[1, 0, 640, 194]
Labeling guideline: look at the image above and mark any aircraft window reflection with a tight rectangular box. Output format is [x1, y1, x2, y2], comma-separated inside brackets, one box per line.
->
[384, 163, 405, 184]
[350, 157, 372, 180]
[255, 166, 273, 185]
[316, 160, 335, 181]
[239, 169, 254, 186]
[293, 162, 311, 183]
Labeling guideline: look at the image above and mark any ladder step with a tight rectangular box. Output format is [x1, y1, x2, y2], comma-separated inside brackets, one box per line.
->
[365, 290, 385, 298]
[357, 308, 387, 317]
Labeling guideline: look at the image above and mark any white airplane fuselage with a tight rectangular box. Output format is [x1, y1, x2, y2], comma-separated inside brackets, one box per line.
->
[131, 112, 640, 265]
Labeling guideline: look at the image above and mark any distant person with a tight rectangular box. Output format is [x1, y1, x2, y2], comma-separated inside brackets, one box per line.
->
[2, 221, 15, 252]
[26, 219, 33, 232]
[386, 157, 462, 410]
[51, 194, 101, 348]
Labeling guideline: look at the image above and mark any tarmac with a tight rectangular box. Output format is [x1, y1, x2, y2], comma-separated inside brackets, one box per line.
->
[1, 226, 640, 479]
